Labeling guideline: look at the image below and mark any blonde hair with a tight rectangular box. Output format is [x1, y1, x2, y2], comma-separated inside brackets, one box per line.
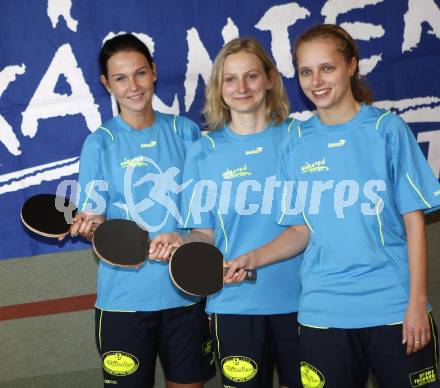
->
[203, 37, 290, 131]
[293, 24, 373, 104]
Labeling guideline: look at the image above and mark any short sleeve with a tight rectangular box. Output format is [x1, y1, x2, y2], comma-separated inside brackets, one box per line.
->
[76, 133, 109, 215]
[179, 142, 215, 229]
[388, 115, 440, 215]
[275, 138, 306, 226]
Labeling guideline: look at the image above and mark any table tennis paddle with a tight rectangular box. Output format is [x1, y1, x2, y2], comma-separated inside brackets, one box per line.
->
[92, 219, 149, 267]
[169, 242, 257, 297]
[92, 219, 257, 295]
[21, 194, 77, 238]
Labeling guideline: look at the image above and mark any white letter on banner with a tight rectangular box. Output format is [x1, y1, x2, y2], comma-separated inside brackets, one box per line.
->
[255, 3, 310, 78]
[402, 0, 440, 52]
[47, 0, 78, 32]
[0, 64, 26, 155]
[184, 28, 213, 112]
[21, 44, 101, 138]
[321, 0, 385, 75]
[321, 0, 383, 23]
[222, 17, 240, 44]
[418, 130, 440, 179]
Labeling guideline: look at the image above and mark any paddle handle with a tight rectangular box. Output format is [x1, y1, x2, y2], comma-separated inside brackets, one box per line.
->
[224, 267, 257, 282]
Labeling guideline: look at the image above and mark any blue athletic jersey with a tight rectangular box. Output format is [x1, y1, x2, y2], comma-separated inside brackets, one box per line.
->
[77, 112, 201, 311]
[276, 104, 440, 328]
[181, 120, 302, 315]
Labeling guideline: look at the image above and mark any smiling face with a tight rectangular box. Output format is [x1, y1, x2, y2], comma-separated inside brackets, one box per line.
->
[221, 50, 272, 119]
[100, 50, 156, 120]
[296, 38, 357, 118]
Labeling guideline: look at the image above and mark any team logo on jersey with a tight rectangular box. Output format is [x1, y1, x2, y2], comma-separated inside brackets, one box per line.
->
[120, 156, 148, 168]
[434, 189, 440, 196]
[221, 356, 258, 382]
[222, 164, 251, 180]
[409, 367, 437, 387]
[300, 362, 325, 388]
[102, 351, 139, 376]
[300, 158, 329, 174]
[245, 146, 263, 155]
[140, 140, 157, 149]
[328, 139, 346, 148]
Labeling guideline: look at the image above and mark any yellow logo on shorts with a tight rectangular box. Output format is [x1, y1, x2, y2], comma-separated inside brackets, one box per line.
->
[102, 351, 139, 376]
[410, 367, 437, 387]
[201, 339, 213, 355]
[221, 356, 257, 382]
[300, 362, 325, 388]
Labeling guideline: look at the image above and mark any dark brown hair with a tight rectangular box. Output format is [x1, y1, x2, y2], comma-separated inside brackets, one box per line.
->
[293, 24, 373, 104]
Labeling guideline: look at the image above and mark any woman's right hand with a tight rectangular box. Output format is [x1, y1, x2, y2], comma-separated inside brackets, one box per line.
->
[224, 252, 254, 284]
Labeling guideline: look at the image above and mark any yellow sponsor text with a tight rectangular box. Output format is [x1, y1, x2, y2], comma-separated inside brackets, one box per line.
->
[328, 139, 346, 148]
[245, 146, 263, 155]
[102, 351, 139, 376]
[120, 156, 147, 168]
[222, 165, 251, 180]
[410, 367, 437, 387]
[140, 140, 157, 148]
[300, 361, 325, 388]
[301, 158, 329, 174]
[221, 356, 258, 382]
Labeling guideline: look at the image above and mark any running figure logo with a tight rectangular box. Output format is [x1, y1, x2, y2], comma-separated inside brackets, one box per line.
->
[122, 156, 191, 232]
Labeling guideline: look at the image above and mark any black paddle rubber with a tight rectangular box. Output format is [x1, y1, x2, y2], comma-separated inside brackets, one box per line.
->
[93, 219, 149, 267]
[169, 242, 224, 297]
[21, 194, 77, 238]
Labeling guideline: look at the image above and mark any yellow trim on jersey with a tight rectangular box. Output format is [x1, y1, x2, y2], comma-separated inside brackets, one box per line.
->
[98, 126, 114, 141]
[123, 204, 130, 220]
[80, 181, 95, 212]
[375, 110, 391, 131]
[278, 185, 288, 224]
[214, 314, 221, 359]
[302, 324, 329, 329]
[217, 211, 228, 255]
[183, 190, 196, 228]
[173, 115, 177, 133]
[376, 198, 385, 246]
[429, 312, 438, 373]
[287, 118, 295, 133]
[302, 210, 314, 234]
[203, 133, 215, 149]
[406, 173, 432, 208]
[98, 309, 103, 351]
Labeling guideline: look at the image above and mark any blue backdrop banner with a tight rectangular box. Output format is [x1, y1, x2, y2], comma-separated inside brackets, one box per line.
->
[1, 0, 439, 259]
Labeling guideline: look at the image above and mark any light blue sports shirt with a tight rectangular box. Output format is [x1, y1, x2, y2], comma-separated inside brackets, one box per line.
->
[276, 104, 440, 328]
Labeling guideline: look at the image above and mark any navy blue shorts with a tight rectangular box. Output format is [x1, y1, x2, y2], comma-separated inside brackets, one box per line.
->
[95, 302, 215, 388]
[211, 313, 301, 387]
[299, 313, 440, 388]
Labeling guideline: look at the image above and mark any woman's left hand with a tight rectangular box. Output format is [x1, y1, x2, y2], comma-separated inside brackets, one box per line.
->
[402, 302, 431, 355]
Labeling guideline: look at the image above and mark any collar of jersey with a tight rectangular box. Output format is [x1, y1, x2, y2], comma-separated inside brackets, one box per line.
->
[115, 114, 158, 133]
[312, 104, 368, 134]
[222, 122, 275, 142]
